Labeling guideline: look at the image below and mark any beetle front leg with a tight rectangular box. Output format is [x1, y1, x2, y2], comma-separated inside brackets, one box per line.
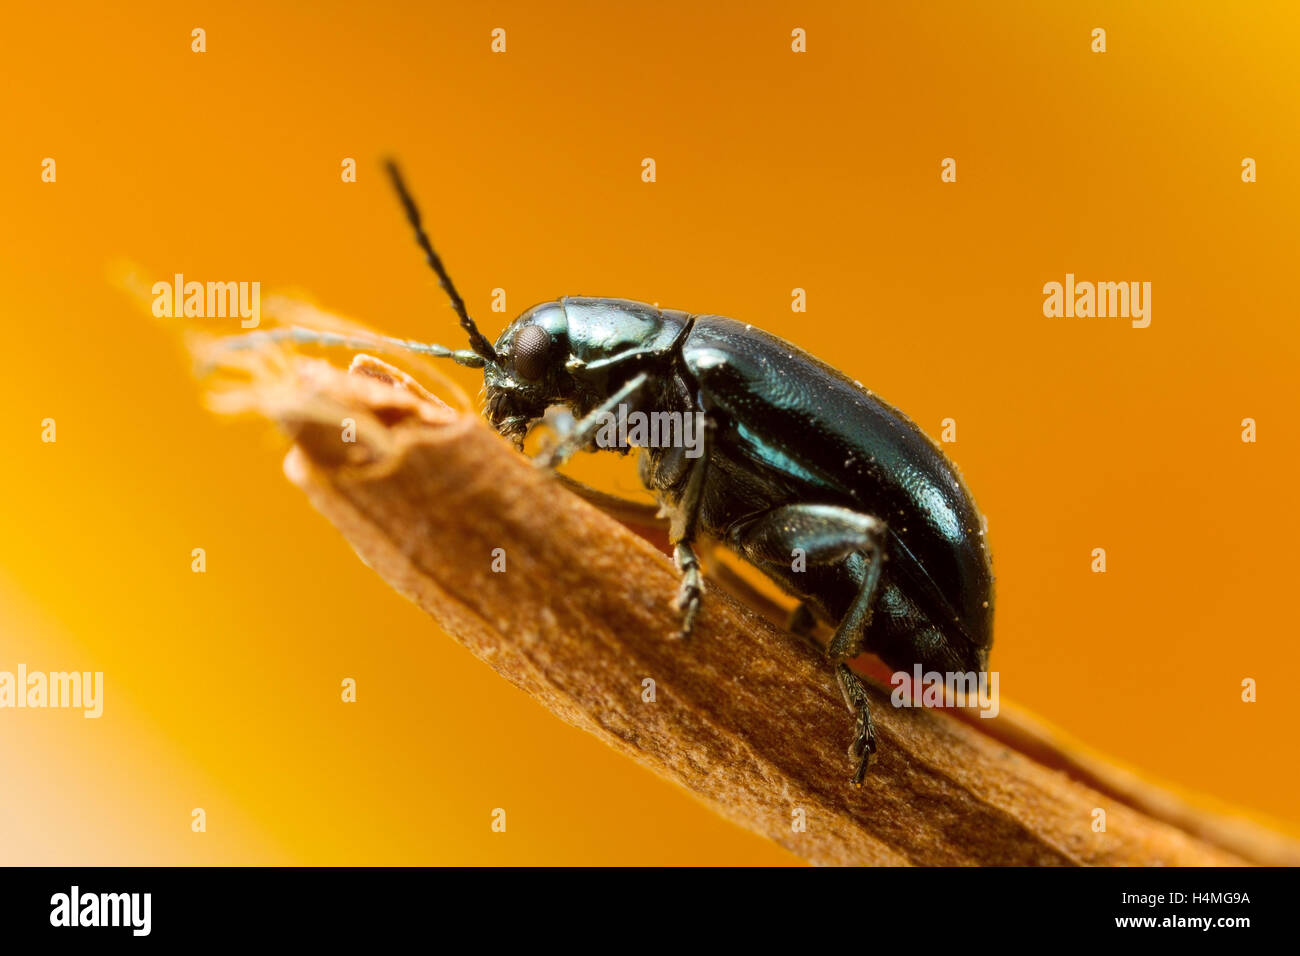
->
[532, 372, 649, 469]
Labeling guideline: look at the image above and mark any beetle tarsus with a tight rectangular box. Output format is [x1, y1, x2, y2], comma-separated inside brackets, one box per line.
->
[836, 663, 877, 784]
[673, 541, 704, 639]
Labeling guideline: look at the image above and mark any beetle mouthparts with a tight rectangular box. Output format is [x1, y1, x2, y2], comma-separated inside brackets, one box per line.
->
[492, 414, 532, 448]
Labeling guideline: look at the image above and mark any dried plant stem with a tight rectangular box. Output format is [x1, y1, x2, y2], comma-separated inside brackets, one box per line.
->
[239, 354, 1295, 866]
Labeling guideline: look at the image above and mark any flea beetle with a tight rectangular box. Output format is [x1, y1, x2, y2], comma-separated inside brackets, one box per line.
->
[264, 163, 994, 783]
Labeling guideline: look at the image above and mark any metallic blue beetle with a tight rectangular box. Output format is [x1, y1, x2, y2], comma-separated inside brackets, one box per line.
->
[375, 165, 994, 783]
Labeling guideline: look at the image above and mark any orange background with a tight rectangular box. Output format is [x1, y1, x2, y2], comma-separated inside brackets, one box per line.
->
[1, 1, 1297, 864]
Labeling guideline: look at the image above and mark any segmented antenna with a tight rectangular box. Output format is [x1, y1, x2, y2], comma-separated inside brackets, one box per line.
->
[384, 160, 498, 365]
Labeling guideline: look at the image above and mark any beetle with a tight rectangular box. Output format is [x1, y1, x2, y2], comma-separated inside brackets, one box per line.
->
[272, 163, 994, 783]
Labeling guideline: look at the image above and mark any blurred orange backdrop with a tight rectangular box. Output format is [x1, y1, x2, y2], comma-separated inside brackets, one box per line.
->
[1, 1, 1297, 864]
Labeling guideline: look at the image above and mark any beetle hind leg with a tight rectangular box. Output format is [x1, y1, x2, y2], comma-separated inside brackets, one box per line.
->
[734, 504, 887, 783]
[786, 601, 818, 638]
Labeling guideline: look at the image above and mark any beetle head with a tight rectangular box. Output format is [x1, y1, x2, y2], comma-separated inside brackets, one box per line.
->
[482, 298, 691, 447]
[483, 303, 577, 447]
[385, 163, 678, 448]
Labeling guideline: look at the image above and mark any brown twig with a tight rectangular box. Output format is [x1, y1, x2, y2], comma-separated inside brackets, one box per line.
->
[216, 350, 1298, 866]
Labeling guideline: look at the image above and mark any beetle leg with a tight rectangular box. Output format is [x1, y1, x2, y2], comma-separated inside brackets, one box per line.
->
[533, 372, 649, 469]
[781, 602, 825, 658]
[786, 601, 817, 636]
[734, 504, 887, 782]
[667, 416, 714, 639]
[827, 534, 885, 783]
[825, 549, 884, 664]
[553, 474, 665, 530]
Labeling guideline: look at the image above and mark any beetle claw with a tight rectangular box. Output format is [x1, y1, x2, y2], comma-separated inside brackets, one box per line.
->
[851, 749, 874, 787]
[850, 733, 876, 784]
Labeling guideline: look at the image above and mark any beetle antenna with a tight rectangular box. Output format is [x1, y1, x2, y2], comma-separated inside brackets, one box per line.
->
[384, 159, 499, 366]
[211, 326, 487, 369]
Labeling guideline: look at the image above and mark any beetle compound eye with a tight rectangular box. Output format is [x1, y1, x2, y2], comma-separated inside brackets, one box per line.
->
[512, 324, 551, 381]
